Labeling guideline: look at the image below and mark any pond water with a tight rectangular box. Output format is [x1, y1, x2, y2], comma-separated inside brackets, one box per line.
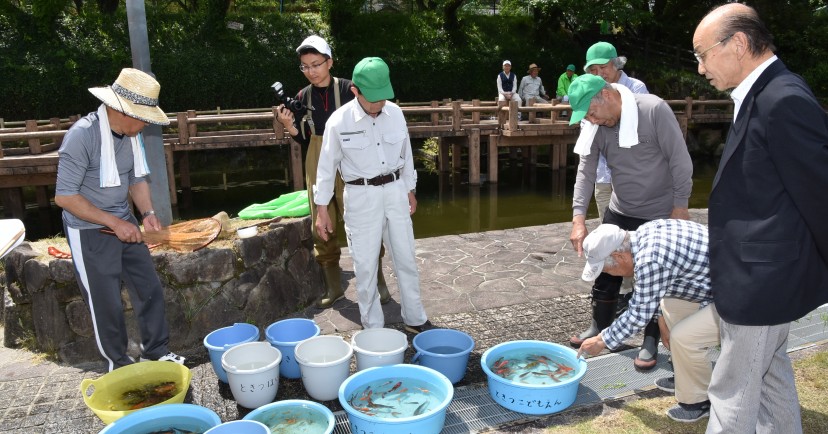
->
[17, 147, 717, 242]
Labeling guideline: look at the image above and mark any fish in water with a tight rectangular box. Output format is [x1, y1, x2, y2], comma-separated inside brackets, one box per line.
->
[414, 401, 429, 416]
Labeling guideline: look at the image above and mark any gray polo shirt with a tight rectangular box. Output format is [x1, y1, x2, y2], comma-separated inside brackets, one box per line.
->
[572, 94, 693, 220]
[55, 112, 144, 229]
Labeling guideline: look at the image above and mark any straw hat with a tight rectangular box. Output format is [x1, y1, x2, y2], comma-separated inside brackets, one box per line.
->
[527, 63, 541, 73]
[88, 68, 170, 125]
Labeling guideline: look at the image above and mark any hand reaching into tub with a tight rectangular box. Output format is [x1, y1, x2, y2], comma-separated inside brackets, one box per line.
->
[577, 333, 607, 358]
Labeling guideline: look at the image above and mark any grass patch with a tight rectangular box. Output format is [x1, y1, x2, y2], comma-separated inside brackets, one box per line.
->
[542, 347, 828, 433]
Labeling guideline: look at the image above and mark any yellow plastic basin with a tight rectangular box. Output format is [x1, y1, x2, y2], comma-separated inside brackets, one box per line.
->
[80, 361, 192, 425]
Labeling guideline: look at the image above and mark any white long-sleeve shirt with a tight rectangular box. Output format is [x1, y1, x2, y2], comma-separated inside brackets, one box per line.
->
[315, 99, 416, 205]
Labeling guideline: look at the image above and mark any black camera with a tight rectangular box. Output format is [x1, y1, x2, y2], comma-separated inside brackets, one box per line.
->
[271, 81, 308, 114]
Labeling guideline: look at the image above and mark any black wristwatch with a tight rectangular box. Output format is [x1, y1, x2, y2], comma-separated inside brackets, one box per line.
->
[142, 210, 156, 219]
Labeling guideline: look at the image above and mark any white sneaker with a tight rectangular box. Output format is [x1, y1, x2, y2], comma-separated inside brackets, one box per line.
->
[140, 352, 186, 364]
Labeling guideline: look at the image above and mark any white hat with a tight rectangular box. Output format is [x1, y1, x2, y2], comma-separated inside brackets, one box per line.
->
[581, 224, 627, 281]
[296, 35, 332, 58]
[88, 68, 169, 125]
[503, 60, 511, 66]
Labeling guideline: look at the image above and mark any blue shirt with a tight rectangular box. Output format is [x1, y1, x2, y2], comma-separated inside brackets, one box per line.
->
[602, 219, 712, 349]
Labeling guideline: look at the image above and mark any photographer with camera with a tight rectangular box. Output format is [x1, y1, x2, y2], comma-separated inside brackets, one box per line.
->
[276, 35, 391, 310]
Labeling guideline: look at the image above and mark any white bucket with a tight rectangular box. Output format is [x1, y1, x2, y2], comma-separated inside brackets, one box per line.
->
[294, 336, 353, 401]
[221, 341, 282, 409]
[350, 328, 408, 371]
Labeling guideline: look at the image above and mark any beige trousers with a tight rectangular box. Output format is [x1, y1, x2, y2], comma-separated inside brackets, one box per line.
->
[660, 297, 721, 404]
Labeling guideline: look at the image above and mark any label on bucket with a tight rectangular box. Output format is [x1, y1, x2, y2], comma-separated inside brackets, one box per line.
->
[236, 376, 277, 394]
[492, 389, 565, 411]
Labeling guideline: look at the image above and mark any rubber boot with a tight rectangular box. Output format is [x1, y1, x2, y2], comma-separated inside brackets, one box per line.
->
[316, 265, 345, 309]
[570, 288, 617, 348]
[377, 262, 391, 305]
[634, 318, 661, 371]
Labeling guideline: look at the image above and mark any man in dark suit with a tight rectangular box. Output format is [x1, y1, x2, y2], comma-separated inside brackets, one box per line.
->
[694, 4, 828, 433]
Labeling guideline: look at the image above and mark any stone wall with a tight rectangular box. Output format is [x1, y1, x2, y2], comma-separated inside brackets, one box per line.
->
[1, 217, 324, 365]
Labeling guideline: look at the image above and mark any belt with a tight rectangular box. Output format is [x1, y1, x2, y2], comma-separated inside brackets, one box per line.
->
[345, 169, 401, 186]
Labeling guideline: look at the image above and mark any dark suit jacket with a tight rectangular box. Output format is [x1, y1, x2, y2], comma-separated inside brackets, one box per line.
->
[709, 58, 828, 326]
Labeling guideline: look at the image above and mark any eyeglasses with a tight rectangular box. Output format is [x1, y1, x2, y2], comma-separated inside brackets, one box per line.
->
[694, 34, 733, 64]
[299, 61, 327, 72]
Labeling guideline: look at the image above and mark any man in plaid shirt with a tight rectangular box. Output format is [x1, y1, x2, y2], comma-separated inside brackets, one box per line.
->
[577, 219, 720, 423]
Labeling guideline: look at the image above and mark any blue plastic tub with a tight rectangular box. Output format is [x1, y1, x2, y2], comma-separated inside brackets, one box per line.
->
[98, 403, 220, 434]
[265, 318, 320, 379]
[411, 328, 475, 383]
[338, 364, 454, 434]
[203, 322, 260, 383]
[204, 419, 269, 434]
[481, 340, 587, 415]
[244, 399, 335, 434]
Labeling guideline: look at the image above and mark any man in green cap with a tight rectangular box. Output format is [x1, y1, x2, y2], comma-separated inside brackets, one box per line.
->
[566, 74, 693, 371]
[556, 64, 578, 103]
[314, 57, 433, 333]
[584, 41, 648, 93]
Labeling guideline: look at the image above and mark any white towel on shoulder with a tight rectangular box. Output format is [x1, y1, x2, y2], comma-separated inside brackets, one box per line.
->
[97, 104, 151, 187]
[573, 83, 640, 156]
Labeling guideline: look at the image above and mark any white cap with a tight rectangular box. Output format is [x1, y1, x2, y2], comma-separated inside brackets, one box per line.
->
[503, 60, 512, 66]
[581, 224, 627, 281]
[296, 35, 332, 58]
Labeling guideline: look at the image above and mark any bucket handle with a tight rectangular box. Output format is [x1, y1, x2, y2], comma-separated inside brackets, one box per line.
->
[79, 378, 99, 404]
[410, 351, 422, 364]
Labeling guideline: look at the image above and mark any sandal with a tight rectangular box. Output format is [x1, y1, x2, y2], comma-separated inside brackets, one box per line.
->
[47, 246, 72, 259]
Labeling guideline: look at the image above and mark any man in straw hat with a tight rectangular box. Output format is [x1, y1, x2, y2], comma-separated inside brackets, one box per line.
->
[576, 219, 720, 423]
[276, 35, 391, 310]
[566, 74, 693, 371]
[314, 57, 433, 334]
[55, 68, 184, 372]
[518, 63, 550, 104]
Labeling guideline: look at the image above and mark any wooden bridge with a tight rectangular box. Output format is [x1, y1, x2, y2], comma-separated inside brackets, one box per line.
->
[0, 98, 733, 218]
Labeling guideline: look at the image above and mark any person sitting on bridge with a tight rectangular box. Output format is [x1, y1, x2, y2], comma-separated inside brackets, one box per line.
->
[566, 74, 693, 372]
[496, 60, 521, 120]
[556, 63, 578, 103]
[54, 68, 184, 371]
[577, 219, 720, 423]
[276, 35, 391, 310]
[518, 63, 550, 104]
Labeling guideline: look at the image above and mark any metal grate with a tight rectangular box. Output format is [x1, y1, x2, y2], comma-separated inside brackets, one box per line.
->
[329, 305, 828, 433]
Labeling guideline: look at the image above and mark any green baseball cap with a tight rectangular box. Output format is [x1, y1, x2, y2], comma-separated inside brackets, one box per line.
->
[352, 57, 394, 103]
[566, 64, 576, 71]
[584, 42, 618, 70]
[567, 74, 607, 125]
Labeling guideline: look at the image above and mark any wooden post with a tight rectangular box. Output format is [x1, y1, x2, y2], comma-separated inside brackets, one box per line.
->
[527, 99, 536, 123]
[451, 140, 462, 173]
[469, 129, 480, 185]
[559, 141, 568, 170]
[497, 100, 507, 126]
[451, 101, 462, 132]
[164, 144, 177, 205]
[272, 107, 284, 139]
[442, 98, 451, 122]
[187, 110, 197, 139]
[438, 137, 450, 172]
[430, 101, 439, 126]
[685, 97, 693, 122]
[290, 140, 303, 190]
[550, 100, 558, 122]
[697, 95, 706, 114]
[508, 100, 519, 131]
[488, 134, 499, 183]
[551, 143, 561, 170]
[50, 117, 63, 148]
[176, 112, 191, 189]
[471, 99, 481, 124]
[26, 120, 42, 154]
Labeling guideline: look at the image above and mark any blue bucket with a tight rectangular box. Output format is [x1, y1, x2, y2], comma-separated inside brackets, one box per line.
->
[338, 364, 454, 434]
[203, 323, 260, 383]
[98, 404, 220, 434]
[204, 420, 270, 434]
[411, 329, 475, 383]
[265, 318, 320, 379]
[480, 340, 587, 415]
[243, 399, 335, 434]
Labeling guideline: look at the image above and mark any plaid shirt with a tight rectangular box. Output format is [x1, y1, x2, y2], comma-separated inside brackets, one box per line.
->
[602, 219, 712, 350]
